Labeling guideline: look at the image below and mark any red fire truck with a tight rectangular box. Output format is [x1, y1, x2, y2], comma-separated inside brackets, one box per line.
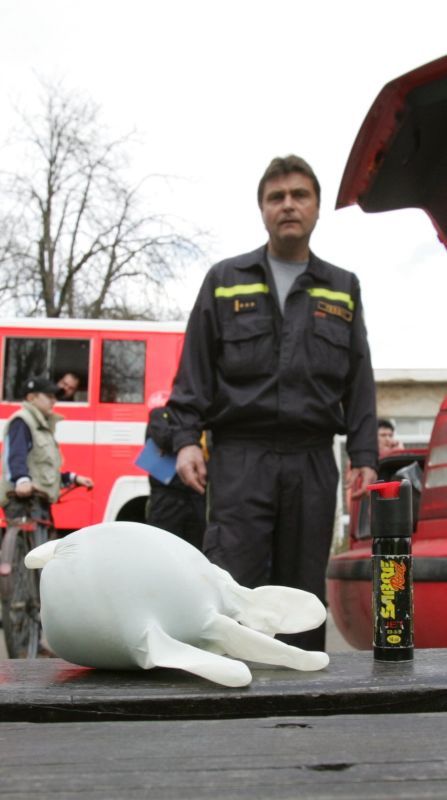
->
[0, 318, 185, 533]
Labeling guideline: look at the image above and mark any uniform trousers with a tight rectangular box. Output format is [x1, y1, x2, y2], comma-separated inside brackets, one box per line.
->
[203, 442, 338, 650]
[147, 478, 206, 551]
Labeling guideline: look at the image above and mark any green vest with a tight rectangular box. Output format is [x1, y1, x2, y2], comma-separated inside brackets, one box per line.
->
[0, 402, 64, 505]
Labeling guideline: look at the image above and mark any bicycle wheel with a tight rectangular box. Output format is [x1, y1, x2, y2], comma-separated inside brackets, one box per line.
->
[0, 526, 41, 658]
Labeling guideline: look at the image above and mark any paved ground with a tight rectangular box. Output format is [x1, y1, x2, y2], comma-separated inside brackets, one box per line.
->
[0, 609, 355, 660]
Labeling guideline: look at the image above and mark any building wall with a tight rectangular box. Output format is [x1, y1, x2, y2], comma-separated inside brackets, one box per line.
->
[377, 382, 447, 418]
[374, 370, 447, 441]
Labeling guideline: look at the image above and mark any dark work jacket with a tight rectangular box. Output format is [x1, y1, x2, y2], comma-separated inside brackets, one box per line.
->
[170, 245, 378, 469]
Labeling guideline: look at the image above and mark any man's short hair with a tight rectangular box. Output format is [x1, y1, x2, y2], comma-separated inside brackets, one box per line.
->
[377, 418, 395, 431]
[257, 155, 321, 207]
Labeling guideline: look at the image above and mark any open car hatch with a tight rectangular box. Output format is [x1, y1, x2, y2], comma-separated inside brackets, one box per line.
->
[336, 55, 447, 246]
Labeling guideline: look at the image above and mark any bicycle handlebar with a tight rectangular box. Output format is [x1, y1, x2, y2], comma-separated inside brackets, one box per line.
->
[6, 488, 51, 502]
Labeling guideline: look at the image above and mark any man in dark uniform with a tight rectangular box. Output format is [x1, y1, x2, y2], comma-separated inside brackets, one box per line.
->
[145, 405, 206, 550]
[169, 155, 378, 650]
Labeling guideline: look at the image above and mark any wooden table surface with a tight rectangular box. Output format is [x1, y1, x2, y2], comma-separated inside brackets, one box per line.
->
[1, 649, 447, 722]
[2, 712, 447, 799]
[2, 651, 447, 798]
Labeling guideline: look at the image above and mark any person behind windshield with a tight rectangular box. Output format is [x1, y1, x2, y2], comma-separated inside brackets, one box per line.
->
[57, 372, 81, 401]
[0, 376, 93, 523]
[377, 418, 404, 456]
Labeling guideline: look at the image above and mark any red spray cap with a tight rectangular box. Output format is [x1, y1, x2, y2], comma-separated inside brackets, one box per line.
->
[368, 479, 413, 538]
[368, 481, 401, 499]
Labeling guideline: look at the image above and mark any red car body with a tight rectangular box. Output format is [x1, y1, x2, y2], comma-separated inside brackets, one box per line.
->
[328, 55, 447, 648]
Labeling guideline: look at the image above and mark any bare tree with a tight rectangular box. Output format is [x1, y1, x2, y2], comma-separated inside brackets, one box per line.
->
[0, 80, 204, 319]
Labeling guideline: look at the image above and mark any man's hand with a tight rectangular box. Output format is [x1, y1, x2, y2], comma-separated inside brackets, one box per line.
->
[176, 445, 207, 494]
[348, 466, 378, 500]
[75, 475, 94, 489]
[15, 478, 34, 497]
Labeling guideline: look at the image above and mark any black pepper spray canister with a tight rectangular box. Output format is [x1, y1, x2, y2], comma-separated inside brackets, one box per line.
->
[369, 479, 414, 661]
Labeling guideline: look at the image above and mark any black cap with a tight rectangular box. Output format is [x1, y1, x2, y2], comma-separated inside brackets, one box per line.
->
[21, 376, 65, 400]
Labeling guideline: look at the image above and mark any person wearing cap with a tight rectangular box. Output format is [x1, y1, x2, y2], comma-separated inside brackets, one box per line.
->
[145, 405, 206, 550]
[0, 376, 93, 515]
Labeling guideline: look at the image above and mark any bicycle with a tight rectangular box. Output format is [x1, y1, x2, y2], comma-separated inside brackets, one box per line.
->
[0, 490, 54, 658]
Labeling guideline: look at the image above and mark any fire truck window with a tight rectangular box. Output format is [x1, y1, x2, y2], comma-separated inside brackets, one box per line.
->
[3, 338, 48, 400]
[2, 337, 91, 402]
[100, 340, 146, 403]
[52, 339, 90, 402]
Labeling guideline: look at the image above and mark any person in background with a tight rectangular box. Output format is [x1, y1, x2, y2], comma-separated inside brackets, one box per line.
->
[377, 418, 404, 456]
[168, 154, 378, 651]
[57, 372, 81, 401]
[0, 376, 93, 526]
[145, 405, 206, 550]
[346, 417, 403, 510]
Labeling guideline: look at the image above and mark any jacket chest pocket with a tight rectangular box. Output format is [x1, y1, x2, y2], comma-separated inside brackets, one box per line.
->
[311, 316, 351, 378]
[33, 429, 53, 460]
[220, 316, 275, 379]
[33, 429, 60, 469]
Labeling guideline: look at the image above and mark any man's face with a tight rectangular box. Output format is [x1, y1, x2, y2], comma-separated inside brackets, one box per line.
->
[58, 374, 79, 400]
[260, 172, 320, 256]
[378, 426, 395, 451]
[28, 392, 57, 417]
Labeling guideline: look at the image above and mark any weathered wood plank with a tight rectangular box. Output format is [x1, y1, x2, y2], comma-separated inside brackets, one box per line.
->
[1, 713, 447, 799]
[1, 650, 447, 722]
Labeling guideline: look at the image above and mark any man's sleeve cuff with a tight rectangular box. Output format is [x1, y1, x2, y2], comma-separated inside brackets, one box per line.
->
[172, 432, 202, 453]
[349, 451, 379, 471]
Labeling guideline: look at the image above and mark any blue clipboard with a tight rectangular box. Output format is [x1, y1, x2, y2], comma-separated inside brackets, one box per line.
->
[134, 438, 177, 485]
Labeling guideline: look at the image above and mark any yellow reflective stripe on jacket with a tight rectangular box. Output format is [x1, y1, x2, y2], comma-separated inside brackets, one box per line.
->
[215, 283, 270, 298]
[307, 287, 354, 311]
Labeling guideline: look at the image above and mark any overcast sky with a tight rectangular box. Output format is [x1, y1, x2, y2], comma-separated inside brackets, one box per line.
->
[0, 0, 446, 369]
